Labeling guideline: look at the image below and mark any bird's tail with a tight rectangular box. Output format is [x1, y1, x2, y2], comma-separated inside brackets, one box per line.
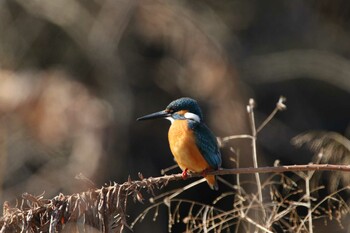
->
[205, 175, 218, 190]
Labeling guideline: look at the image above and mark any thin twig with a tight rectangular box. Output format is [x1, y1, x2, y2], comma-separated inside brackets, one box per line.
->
[256, 107, 279, 134]
[235, 148, 242, 195]
[296, 186, 350, 233]
[166, 178, 206, 200]
[217, 135, 254, 149]
[242, 215, 274, 233]
[161, 164, 179, 175]
[305, 172, 313, 233]
[202, 206, 209, 233]
[256, 96, 286, 133]
[247, 98, 265, 220]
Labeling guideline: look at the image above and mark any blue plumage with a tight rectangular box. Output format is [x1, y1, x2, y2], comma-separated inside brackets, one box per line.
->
[188, 121, 222, 170]
[166, 98, 203, 119]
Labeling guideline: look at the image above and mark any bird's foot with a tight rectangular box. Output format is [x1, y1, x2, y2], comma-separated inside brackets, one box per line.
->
[182, 168, 189, 180]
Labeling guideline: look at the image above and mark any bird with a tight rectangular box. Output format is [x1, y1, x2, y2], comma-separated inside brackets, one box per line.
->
[137, 97, 222, 190]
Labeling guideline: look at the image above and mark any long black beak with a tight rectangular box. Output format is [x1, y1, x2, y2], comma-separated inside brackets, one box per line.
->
[137, 110, 170, 121]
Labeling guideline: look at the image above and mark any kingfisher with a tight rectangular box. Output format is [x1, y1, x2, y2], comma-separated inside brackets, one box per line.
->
[137, 97, 222, 190]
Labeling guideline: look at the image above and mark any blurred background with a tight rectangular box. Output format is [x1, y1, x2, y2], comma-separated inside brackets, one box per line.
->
[0, 0, 349, 232]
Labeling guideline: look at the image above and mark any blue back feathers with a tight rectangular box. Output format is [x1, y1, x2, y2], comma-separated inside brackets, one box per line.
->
[188, 120, 222, 169]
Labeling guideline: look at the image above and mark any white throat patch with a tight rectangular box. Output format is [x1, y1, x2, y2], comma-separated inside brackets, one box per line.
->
[166, 116, 174, 124]
[184, 112, 201, 122]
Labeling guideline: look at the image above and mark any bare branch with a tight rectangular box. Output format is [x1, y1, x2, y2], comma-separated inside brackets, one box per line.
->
[204, 164, 350, 176]
[1, 163, 350, 232]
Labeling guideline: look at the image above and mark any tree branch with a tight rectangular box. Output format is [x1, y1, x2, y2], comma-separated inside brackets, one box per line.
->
[1, 164, 349, 232]
[192, 164, 350, 177]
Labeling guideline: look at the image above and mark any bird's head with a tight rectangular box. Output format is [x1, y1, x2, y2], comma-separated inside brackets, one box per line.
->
[137, 97, 203, 123]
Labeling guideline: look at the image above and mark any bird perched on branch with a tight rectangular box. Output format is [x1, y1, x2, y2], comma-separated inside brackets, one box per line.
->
[137, 97, 222, 190]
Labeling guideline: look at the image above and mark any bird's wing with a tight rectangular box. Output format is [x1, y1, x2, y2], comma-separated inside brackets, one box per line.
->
[190, 122, 222, 170]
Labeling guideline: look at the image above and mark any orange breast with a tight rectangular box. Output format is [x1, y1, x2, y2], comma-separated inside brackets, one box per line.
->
[168, 120, 209, 172]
